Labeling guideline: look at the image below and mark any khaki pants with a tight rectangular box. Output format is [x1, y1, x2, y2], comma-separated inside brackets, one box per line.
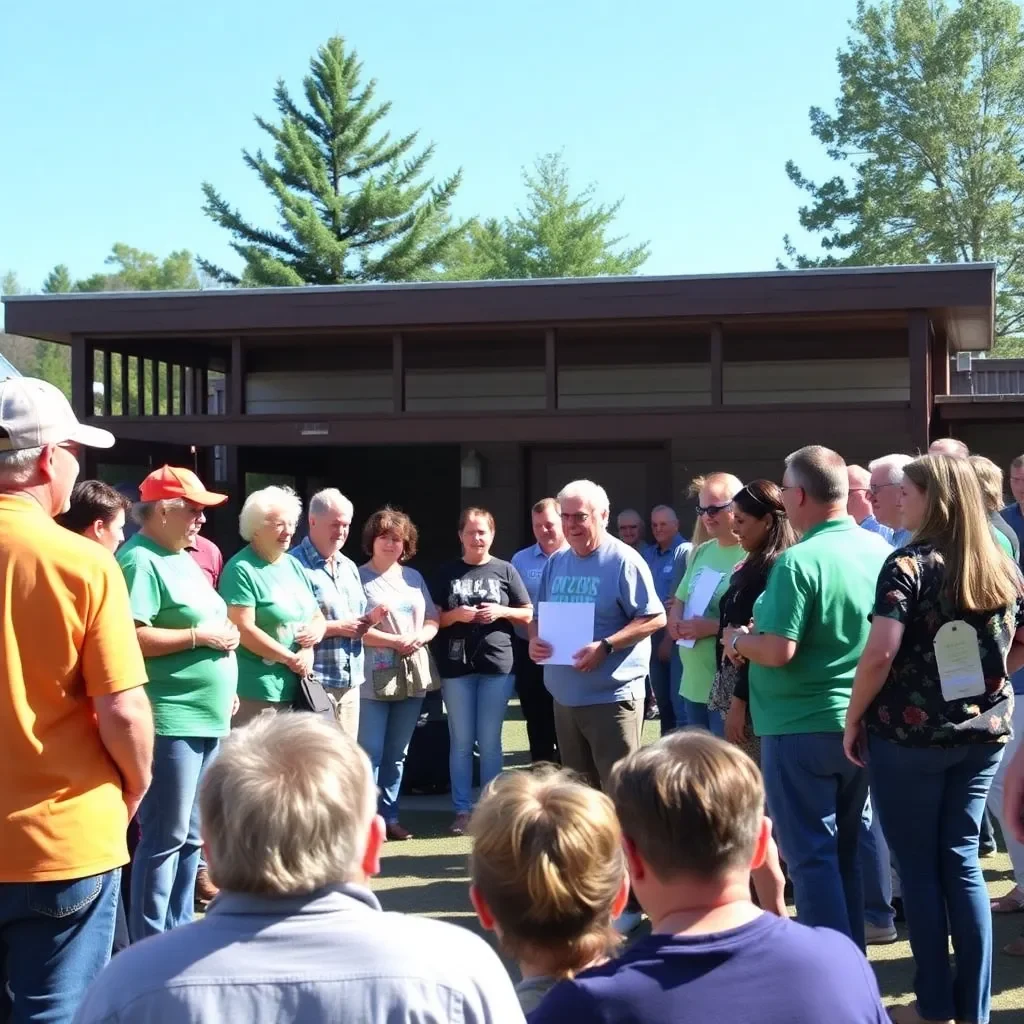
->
[233, 697, 291, 728]
[552, 697, 644, 791]
[329, 686, 360, 740]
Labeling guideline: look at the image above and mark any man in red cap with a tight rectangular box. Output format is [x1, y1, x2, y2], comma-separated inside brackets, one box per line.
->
[0, 377, 153, 1022]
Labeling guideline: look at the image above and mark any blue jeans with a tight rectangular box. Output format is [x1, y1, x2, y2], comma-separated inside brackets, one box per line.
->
[679, 697, 724, 737]
[357, 696, 424, 823]
[861, 792, 895, 929]
[130, 735, 220, 942]
[648, 631, 677, 734]
[762, 732, 868, 949]
[869, 736, 1002, 1024]
[0, 869, 120, 1023]
[442, 673, 515, 813]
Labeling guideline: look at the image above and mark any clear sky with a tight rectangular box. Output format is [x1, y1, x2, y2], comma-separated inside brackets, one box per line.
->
[0, 0, 857, 300]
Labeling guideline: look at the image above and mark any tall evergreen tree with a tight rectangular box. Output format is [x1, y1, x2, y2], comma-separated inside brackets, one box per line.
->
[443, 154, 649, 280]
[42, 264, 73, 293]
[200, 36, 463, 286]
[782, 0, 1024, 339]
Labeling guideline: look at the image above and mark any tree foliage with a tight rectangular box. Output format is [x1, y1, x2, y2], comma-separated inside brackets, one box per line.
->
[200, 36, 463, 286]
[443, 153, 649, 280]
[73, 244, 200, 292]
[42, 264, 73, 294]
[783, 0, 1024, 339]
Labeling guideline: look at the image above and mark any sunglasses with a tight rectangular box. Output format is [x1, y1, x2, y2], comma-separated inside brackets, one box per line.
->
[696, 500, 733, 517]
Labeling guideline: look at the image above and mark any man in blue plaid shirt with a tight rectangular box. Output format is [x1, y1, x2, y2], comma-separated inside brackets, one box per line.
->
[291, 489, 373, 738]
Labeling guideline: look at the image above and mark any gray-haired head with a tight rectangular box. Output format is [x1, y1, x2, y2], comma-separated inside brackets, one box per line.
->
[868, 453, 915, 486]
[785, 445, 848, 504]
[309, 488, 353, 521]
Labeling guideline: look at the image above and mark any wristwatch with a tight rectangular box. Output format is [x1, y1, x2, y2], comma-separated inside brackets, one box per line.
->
[599, 638, 614, 656]
[729, 632, 741, 656]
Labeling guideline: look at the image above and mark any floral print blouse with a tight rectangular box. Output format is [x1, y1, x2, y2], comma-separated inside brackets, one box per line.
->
[866, 544, 1021, 747]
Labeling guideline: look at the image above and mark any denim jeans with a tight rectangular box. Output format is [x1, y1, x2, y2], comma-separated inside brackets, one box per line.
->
[442, 673, 515, 813]
[357, 696, 425, 823]
[761, 732, 868, 949]
[0, 868, 120, 1023]
[130, 735, 220, 942]
[680, 698, 724, 737]
[987, 696, 1024, 889]
[869, 736, 1002, 1024]
[648, 631, 677, 734]
[860, 792, 895, 929]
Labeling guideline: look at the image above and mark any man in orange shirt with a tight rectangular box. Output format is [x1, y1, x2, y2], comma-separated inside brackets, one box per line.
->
[0, 377, 153, 1024]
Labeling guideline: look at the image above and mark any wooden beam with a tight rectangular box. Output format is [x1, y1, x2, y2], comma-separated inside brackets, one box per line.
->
[164, 362, 174, 416]
[70, 336, 90, 419]
[931, 324, 950, 398]
[150, 359, 160, 417]
[100, 348, 112, 416]
[178, 365, 188, 416]
[710, 323, 723, 406]
[199, 367, 209, 414]
[545, 328, 557, 411]
[229, 337, 244, 415]
[392, 333, 404, 413]
[119, 352, 129, 416]
[909, 310, 931, 451]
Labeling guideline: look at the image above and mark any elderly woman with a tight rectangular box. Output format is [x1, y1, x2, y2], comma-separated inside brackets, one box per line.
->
[358, 508, 439, 840]
[219, 485, 325, 726]
[432, 507, 532, 835]
[116, 465, 240, 940]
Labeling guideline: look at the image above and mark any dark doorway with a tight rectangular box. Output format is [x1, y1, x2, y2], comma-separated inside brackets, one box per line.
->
[234, 445, 461, 575]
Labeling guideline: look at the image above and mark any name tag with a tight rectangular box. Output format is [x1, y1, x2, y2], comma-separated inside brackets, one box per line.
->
[663, 564, 673, 573]
[934, 621, 986, 702]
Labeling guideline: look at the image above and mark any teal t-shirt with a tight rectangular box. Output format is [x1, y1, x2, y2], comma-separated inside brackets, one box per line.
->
[117, 533, 238, 737]
[218, 546, 319, 702]
[674, 540, 745, 703]
[748, 517, 891, 736]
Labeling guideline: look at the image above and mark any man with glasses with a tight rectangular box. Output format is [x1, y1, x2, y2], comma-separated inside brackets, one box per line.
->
[867, 454, 914, 547]
[846, 464, 892, 543]
[0, 377, 153, 1022]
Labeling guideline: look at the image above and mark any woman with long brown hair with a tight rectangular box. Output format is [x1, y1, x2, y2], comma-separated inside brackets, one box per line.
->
[844, 454, 1024, 1024]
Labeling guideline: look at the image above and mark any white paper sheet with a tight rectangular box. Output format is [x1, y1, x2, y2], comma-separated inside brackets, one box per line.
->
[676, 568, 725, 649]
[537, 601, 596, 665]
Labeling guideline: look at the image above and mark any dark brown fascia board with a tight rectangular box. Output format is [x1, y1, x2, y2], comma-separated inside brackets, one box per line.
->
[2, 264, 996, 346]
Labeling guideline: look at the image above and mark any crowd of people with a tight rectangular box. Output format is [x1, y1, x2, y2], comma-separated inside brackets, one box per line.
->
[4, 374, 1024, 1023]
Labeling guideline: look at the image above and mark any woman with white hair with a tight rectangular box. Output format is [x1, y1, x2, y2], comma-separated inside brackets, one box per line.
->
[117, 465, 240, 940]
[219, 485, 326, 726]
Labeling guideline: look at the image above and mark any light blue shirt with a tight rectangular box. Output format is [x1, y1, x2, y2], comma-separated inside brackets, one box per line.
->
[859, 514, 894, 545]
[643, 534, 689, 604]
[73, 884, 525, 1024]
[511, 542, 565, 639]
[537, 536, 664, 706]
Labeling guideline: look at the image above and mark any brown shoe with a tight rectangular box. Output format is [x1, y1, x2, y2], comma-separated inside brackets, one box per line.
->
[991, 884, 1024, 913]
[450, 812, 472, 836]
[887, 1003, 954, 1024]
[195, 867, 219, 907]
[386, 822, 413, 841]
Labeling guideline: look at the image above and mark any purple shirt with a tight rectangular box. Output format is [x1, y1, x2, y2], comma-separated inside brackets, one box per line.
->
[528, 913, 886, 1024]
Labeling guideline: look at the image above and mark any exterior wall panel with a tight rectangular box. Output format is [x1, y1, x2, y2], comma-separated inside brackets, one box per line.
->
[723, 357, 909, 404]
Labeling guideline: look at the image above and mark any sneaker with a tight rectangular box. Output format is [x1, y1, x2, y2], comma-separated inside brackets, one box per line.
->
[194, 867, 218, 909]
[864, 922, 898, 945]
[450, 812, 472, 836]
[613, 909, 644, 935]
[644, 703, 660, 721]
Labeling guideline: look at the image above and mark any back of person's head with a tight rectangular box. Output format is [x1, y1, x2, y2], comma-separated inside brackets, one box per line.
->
[929, 437, 969, 458]
[55, 479, 131, 534]
[905, 454, 1021, 613]
[968, 455, 1006, 514]
[200, 712, 377, 896]
[785, 445, 848, 504]
[469, 768, 627, 976]
[687, 476, 710, 546]
[609, 731, 764, 882]
[731, 480, 797, 587]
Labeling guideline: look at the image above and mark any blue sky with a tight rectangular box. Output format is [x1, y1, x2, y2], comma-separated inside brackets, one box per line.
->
[1, 0, 856, 301]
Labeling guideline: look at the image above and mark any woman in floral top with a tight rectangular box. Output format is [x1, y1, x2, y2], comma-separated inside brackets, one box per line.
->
[843, 454, 1024, 1024]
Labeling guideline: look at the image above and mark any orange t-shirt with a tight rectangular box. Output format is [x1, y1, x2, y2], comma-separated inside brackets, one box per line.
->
[0, 494, 148, 882]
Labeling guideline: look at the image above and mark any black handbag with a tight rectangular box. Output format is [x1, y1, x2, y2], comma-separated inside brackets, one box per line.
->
[293, 674, 335, 720]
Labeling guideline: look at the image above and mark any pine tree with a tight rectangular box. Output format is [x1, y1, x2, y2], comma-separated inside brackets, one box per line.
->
[42, 264, 73, 293]
[200, 36, 463, 286]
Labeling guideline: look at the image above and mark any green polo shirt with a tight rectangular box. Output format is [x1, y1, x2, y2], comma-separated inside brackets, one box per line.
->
[748, 517, 890, 736]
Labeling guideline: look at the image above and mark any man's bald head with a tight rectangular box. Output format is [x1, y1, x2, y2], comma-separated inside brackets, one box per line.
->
[846, 465, 872, 524]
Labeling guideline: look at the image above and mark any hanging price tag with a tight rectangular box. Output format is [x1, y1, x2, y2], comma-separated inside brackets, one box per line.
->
[933, 621, 986, 703]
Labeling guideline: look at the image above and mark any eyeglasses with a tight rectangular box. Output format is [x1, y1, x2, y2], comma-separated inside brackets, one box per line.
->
[869, 482, 898, 496]
[560, 512, 590, 525]
[696, 500, 733, 517]
[180, 503, 206, 520]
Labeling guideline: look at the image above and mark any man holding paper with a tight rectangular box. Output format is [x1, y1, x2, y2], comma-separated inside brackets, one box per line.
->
[528, 479, 665, 792]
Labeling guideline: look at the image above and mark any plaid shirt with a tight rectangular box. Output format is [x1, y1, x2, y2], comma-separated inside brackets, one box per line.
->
[290, 536, 366, 689]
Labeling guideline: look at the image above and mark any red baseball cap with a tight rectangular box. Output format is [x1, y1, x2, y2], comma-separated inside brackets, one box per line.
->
[139, 466, 228, 507]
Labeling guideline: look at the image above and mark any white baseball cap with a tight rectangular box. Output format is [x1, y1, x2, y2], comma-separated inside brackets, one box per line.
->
[0, 376, 115, 452]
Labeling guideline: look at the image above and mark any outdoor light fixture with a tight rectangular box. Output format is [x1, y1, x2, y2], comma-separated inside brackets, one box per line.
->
[461, 449, 483, 489]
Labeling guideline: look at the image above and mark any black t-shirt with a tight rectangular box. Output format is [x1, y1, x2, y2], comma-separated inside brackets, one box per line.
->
[431, 558, 531, 677]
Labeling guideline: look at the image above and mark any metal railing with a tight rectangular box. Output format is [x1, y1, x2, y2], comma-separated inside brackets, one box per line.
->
[950, 358, 1024, 396]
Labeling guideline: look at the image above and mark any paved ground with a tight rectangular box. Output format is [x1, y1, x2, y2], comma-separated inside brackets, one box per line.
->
[372, 703, 1024, 1022]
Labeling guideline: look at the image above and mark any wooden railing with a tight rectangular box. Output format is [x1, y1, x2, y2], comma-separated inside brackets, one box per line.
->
[950, 357, 1024, 396]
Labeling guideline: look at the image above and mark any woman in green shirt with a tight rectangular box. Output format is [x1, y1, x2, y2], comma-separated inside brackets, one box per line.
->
[668, 472, 745, 734]
[219, 485, 325, 725]
[117, 465, 240, 941]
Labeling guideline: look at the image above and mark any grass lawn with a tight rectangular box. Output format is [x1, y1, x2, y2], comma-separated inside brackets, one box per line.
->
[371, 702, 1024, 1022]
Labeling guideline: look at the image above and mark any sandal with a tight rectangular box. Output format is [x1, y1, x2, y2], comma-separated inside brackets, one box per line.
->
[991, 885, 1024, 913]
[450, 812, 472, 836]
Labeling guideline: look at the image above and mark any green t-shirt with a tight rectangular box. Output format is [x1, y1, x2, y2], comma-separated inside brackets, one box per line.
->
[748, 517, 890, 736]
[117, 534, 238, 737]
[674, 539, 745, 703]
[994, 528, 1014, 558]
[218, 545, 319, 702]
